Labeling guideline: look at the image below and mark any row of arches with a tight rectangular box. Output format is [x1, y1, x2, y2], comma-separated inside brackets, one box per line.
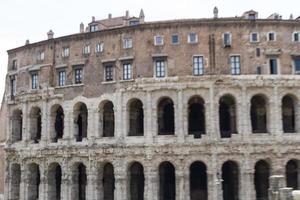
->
[9, 159, 300, 200]
[11, 94, 299, 142]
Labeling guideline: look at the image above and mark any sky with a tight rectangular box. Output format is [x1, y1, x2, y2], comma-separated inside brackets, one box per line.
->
[0, 0, 299, 99]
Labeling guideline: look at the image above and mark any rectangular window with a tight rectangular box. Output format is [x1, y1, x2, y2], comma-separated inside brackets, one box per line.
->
[268, 32, 276, 41]
[105, 65, 114, 81]
[155, 60, 166, 78]
[293, 33, 299, 42]
[123, 63, 132, 80]
[58, 71, 66, 86]
[294, 58, 300, 74]
[82, 45, 90, 55]
[230, 56, 241, 75]
[74, 68, 83, 84]
[250, 33, 259, 42]
[188, 33, 198, 43]
[171, 35, 179, 44]
[62, 47, 69, 58]
[31, 73, 38, 89]
[223, 33, 231, 47]
[95, 43, 104, 53]
[269, 58, 278, 74]
[129, 20, 139, 26]
[193, 56, 204, 76]
[154, 35, 164, 46]
[256, 66, 262, 75]
[10, 76, 16, 97]
[90, 25, 98, 32]
[123, 38, 133, 49]
[256, 48, 261, 57]
[12, 59, 17, 70]
[37, 51, 45, 61]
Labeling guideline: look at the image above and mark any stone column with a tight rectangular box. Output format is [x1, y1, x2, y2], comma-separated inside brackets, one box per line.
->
[144, 165, 158, 200]
[86, 164, 98, 200]
[114, 161, 127, 200]
[209, 85, 218, 141]
[20, 164, 27, 200]
[23, 102, 31, 142]
[183, 168, 190, 200]
[60, 168, 70, 200]
[39, 167, 47, 200]
[208, 154, 222, 200]
[87, 108, 97, 140]
[41, 99, 48, 143]
[176, 167, 185, 200]
[241, 167, 255, 200]
[115, 92, 123, 141]
[122, 102, 128, 138]
[145, 92, 153, 144]
[177, 89, 185, 143]
[63, 106, 74, 142]
[240, 86, 249, 136]
[271, 86, 281, 135]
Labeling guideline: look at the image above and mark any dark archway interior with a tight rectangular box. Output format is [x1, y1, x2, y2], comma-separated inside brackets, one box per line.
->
[76, 104, 88, 141]
[103, 102, 115, 137]
[48, 164, 62, 200]
[255, 160, 270, 200]
[282, 96, 295, 133]
[130, 162, 145, 200]
[286, 160, 298, 190]
[219, 95, 236, 138]
[54, 106, 64, 142]
[11, 164, 21, 200]
[103, 163, 115, 200]
[129, 100, 144, 136]
[158, 98, 175, 135]
[55, 165, 62, 200]
[159, 162, 175, 200]
[12, 110, 22, 142]
[78, 163, 87, 200]
[222, 161, 239, 200]
[190, 162, 207, 200]
[188, 97, 205, 138]
[251, 96, 267, 133]
[28, 164, 40, 200]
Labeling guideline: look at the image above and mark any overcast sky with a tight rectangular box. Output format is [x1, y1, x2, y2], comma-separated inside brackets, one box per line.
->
[0, 0, 299, 99]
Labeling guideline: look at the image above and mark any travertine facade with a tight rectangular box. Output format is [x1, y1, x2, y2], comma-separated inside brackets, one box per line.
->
[3, 9, 300, 200]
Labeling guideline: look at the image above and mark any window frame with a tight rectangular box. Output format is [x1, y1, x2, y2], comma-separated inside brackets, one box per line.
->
[36, 51, 45, 61]
[82, 45, 90, 55]
[293, 57, 300, 74]
[188, 33, 198, 44]
[154, 35, 164, 46]
[10, 75, 16, 97]
[62, 47, 69, 58]
[104, 64, 114, 82]
[122, 62, 132, 80]
[95, 42, 104, 53]
[250, 32, 260, 43]
[58, 70, 66, 86]
[269, 58, 279, 75]
[192, 55, 204, 76]
[90, 25, 98, 32]
[230, 55, 241, 75]
[123, 38, 133, 49]
[154, 59, 167, 78]
[171, 34, 179, 45]
[12, 59, 17, 70]
[223, 32, 232, 47]
[267, 32, 276, 42]
[292, 32, 300, 42]
[73, 66, 83, 84]
[31, 72, 39, 90]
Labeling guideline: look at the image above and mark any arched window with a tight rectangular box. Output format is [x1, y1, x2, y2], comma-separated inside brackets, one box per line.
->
[10, 163, 21, 200]
[158, 98, 174, 135]
[103, 163, 115, 200]
[159, 161, 175, 200]
[282, 95, 296, 133]
[222, 161, 239, 200]
[50, 105, 64, 142]
[71, 163, 87, 200]
[286, 159, 300, 190]
[129, 162, 144, 200]
[128, 99, 144, 136]
[190, 161, 207, 200]
[74, 103, 88, 141]
[29, 107, 42, 143]
[11, 109, 22, 142]
[48, 163, 62, 200]
[102, 101, 115, 137]
[188, 96, 205, 138]
[251, 95, 268, 133]
[255, 160, 270, 200]
[219, 95, 237, 138]
[27, 163, 40, 200]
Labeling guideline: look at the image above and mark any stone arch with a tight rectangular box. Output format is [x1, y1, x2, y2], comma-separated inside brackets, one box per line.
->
[73, 102, 88, 141]
[188, 96, 205, 138]
[100, 100, 115, 137]
[50, 104, 64, 142]
[286, 159, 300, 190]
[11, 109, 22, 142]
[128, 162, 145, 200]
[282, 95, 297, 133]
[190, 161, 207, 200]
[222, 160, 239, 200]
[27, 163, 40, 200]
[102, 163, 115, 200]
[157, 97, 175, 135]
[9, 163, 21, 200]
[251, 94, 268, 133]
[159, 161, 176, 200]
[255, 160, 270, 200]
[127, 99, 144, 136]
[29, 106, 42, 143]
[47, 162, 62, 200]
[71, 162, 87, 200]
[219, 94, 237, 138]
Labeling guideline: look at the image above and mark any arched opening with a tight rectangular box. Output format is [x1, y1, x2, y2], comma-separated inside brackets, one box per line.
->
[159, 161, 175, 200]
[74, 103, 88, 142]
[251, 95, 268, 133]
[282, 95, 296, 133]
[255, 160, 270, 200]
[188, 96, 205, 138]
[102, 101, 115, 137]
[219, 95, 237, 138]
[222, 161, 239, 200]
[286, 159, 300, 190]
[48, 163, 62, 200]
[51, 105, 64, 142]
[103, 163, 115, 200]
[128, 99, 144, 136]
[129, 162, 144, 200]
[27, 163, 40, 200]
[10, 163, 21, 200]
[71, 163, 87, 200]
[158, 98, 175, 135]
[29, 107, 42, 143]
[190, 161, 207, 200]
[11, 109, 22, 142]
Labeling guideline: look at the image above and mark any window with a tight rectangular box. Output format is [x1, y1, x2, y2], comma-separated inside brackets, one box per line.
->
[249, 14, 256, 20]
[155, 60, 166, 78]
[74, 67, 83, 84]
[58, 70, 66, 86]
[31, 73, 38, 89]
[188, 33, 198, 43]
[62, 47, 69, 58]
[37, 51, 45, 61]
[129, 20, 139, 26]
[12, 59, 17, 70]
[269, 58, 278, 74]
[10, 76, 16, 97]
[123, 38, 133, 49]
[223, 33, 232, 47]
[193, 56, 204, 76]
[268, 32, 276, 41]
[171, 35, 179, 44]
[82, 45, 90, 55]
[154, 35, 164, 46]
[256, 48, 261, 57]
[250, 33, 259, 42]
[95, 43, 104, 53]
[294, 58, 300, 74]
[293, 32, 299, 42]
[123, 63, 132, 80]
[90, 25, 98, 32]
[230, 56, 241, 75]
[257, 66, 262, 75]
[104, 65, 114, 81]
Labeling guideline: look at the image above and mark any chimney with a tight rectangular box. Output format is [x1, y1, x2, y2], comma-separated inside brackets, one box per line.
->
[25, 39, 30, 45]
[80, 23, 84, 33]
[92, 16, 95, 22]
[108, 13, 112, 19]
[126, 10, 129, 19]
[139, 9, 145, 23]
[213, 7, 219, 18]
[47, 30, 54, 39]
